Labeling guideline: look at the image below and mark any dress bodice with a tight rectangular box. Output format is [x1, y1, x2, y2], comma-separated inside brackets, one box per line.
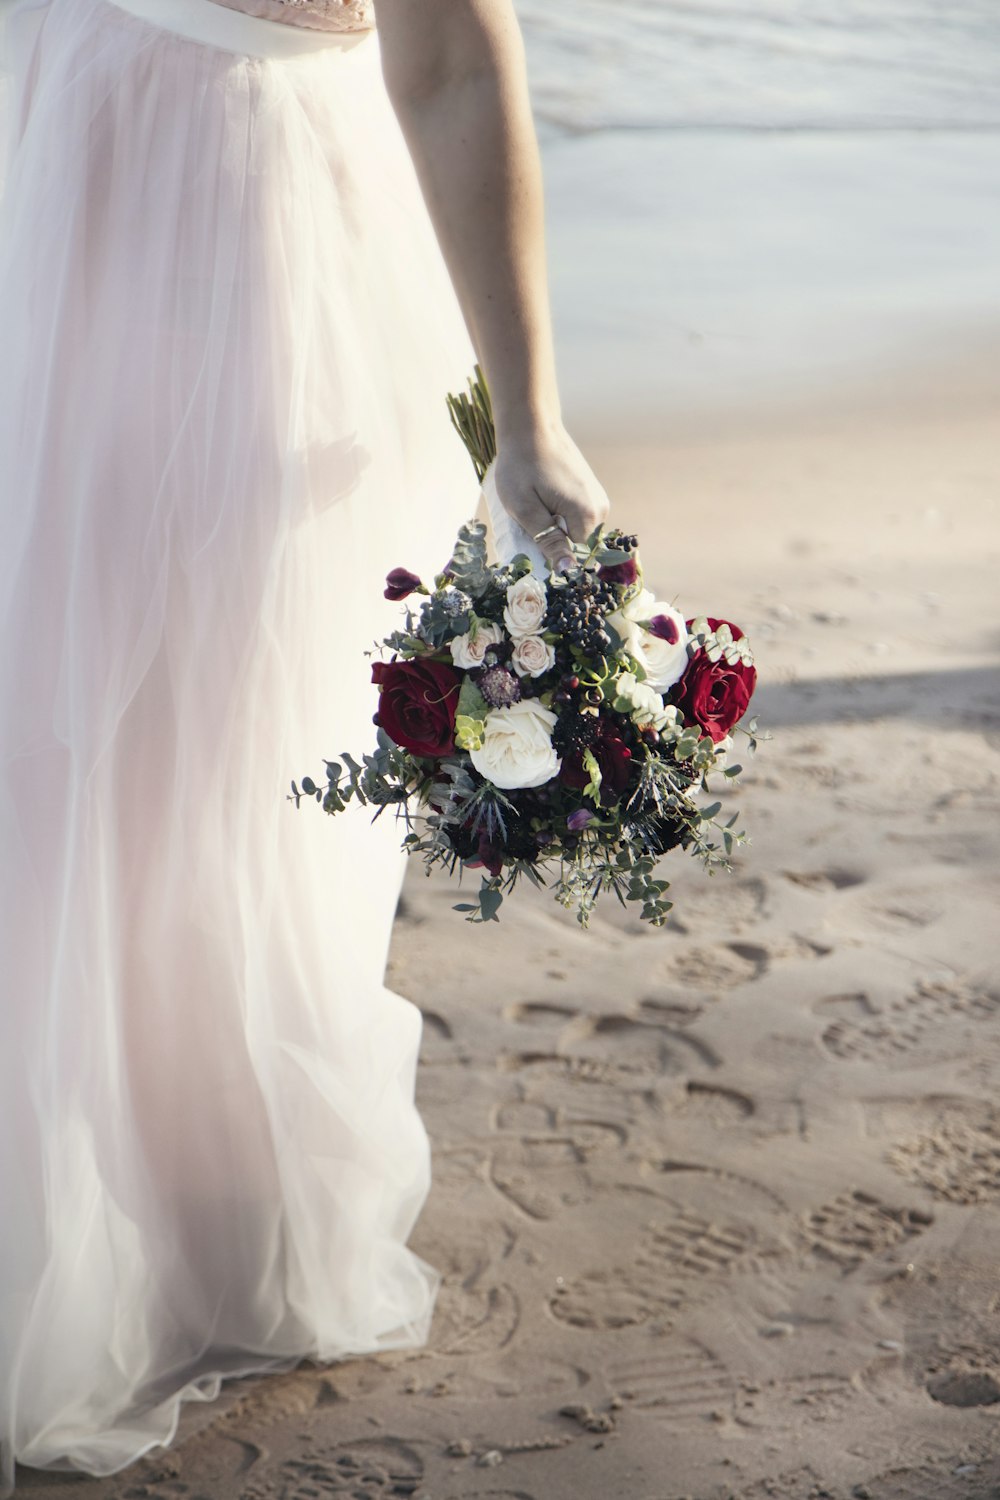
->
[207, 0, 375, 31]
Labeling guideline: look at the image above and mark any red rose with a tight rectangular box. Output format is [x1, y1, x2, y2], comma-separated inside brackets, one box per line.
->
[384, 567, 423, 601]
[372, 657, 462, 759]
[559, 715, 633, 805]
[466, 830, 504, 877]
[598, 555, 639, 587]
[674, 618, 756, 743]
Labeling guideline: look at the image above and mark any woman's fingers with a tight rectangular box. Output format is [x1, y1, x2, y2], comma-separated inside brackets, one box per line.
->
[503, 485, 576, 570]
[493, 426, 611, 572]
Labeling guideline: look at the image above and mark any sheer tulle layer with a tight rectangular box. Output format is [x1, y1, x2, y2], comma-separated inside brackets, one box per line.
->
[0, 0, 477, 1487]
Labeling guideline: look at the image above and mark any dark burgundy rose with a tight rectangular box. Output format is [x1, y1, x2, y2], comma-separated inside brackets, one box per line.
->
[559, 715, 633, 805]
[598, 555, 639, 588]
[674, 617, 756, 743]
[466, 831, 504, 877]
[371, 657, 461, 759]
[383, 566, 423, 601]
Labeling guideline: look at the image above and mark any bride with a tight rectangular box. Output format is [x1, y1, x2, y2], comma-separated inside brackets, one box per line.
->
[0, 0, 608, 1488]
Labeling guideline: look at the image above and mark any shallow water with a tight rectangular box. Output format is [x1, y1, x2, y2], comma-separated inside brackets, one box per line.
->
[516, 0, 1000, 136]
[513, 2, 1000, 435]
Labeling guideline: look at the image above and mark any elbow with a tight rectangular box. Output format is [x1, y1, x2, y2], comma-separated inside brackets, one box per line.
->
[380, 7, 519, 113]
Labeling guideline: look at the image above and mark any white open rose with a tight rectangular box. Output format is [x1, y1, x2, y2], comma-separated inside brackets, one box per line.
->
[469, 699, 560, 790]
[449, 619, 505, 671]
[615, 670, 672, 732]
[510, 633, 556, 678]
[503, 572, 548, 639]
[608, 588, 689, 692]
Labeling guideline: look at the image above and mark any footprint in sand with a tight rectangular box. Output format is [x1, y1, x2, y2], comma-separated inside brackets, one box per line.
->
[433, 1280, 522, 1358]
[794, 1188, 933, 1272]
[861, 895, 941, 932]
[645, 1160, 791, 1218]
[667, 1079, 756, 1125]
[559, 1012, 720, 1073]
[927, 1369, 1000, 1407]
[487, 1089, 632, 1222]
[503, 1000, 579, 1027]
[487, 1135, 604, 1222]
[242, 1436, 425, 1500]
[472, 1492, 540, 1500]
[497, 1012, 719, 1089]
[637, 997, 706, 1027]
[667, 1080, 809, 1142]
[819, 979, 1000, 1071]
[664, 941, 769, 991]
[814, 991, 877, 1019]
[858, 1456, 1000, 1499]
[668, 874, 771, 932]
[782, 867, 866, 892]
[637, 1205, 761, 1279]
[604, 1335, 738, 1425]
[736, 1374, 859, 1433]
[549, 1265, 686, 1330]
[872, 1211, 1000, 1406]
[726, 1466, 832, 1499]
[663, 935, 829, 996]
[881, 1099, 1000, 1206]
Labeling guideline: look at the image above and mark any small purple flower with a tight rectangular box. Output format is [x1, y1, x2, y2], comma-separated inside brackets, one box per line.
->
[566, 807, 594, 832]
[598, 556, 639, 587]
[478, 664, 522, 709]
[384, 567, 422, 601]
[648, 612, 681, 644]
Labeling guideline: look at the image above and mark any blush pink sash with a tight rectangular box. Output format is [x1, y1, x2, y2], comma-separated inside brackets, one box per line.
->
[103, 0, 372, 57]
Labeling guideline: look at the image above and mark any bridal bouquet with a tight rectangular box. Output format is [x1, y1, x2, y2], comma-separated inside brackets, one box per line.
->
[291, 372, 760, 926]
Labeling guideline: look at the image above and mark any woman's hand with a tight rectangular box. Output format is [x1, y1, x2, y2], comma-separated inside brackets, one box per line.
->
[493, 422, 611, 573]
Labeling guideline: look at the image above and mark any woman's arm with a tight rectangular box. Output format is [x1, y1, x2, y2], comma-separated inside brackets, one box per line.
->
[376, 0, 609, 571]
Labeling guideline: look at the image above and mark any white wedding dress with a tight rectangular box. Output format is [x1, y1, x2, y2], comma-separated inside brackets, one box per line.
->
[0, 0, 485, 1488]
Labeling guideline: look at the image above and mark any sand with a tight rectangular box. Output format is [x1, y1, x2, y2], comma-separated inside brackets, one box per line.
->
[18, 386, 999, 1500]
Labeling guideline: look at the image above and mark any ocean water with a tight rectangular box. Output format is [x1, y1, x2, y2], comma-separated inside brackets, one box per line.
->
[514, 1, 1000, 435]
[516, 0, 1000, 136]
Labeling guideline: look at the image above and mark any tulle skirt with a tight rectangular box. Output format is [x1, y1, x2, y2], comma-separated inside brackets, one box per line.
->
[0, 0, 478, 1487]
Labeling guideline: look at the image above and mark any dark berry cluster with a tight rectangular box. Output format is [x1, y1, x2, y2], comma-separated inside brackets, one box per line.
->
[605, 528, 639, 552]
[546, 573, 619, 658]
[552, 705, 601, 756]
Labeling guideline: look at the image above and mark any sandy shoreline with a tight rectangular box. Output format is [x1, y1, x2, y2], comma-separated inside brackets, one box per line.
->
[18, 392, 999, 1500]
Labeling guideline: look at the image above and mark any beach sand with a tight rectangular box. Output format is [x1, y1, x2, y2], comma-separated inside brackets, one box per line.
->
[20, 384, 999, 1499]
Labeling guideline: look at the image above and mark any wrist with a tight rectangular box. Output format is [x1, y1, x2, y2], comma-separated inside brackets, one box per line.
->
[494, 400, 563, 452]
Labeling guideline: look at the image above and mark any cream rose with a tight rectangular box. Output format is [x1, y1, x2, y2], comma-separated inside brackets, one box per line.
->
[469, 699, 560, 790]
[449, 619, 505, 671]
[608, 588, 689, 692]
[615, 670, 672, 732]
[503, 572, 548, 639]
[510, 633, 556, 679]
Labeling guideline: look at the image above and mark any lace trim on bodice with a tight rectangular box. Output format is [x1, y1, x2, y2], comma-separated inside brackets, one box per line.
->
[208, 0, 376, 32]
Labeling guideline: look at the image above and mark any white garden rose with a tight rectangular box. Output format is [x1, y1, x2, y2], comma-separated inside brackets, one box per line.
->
[510, 633, 556, 679]
[449, 619, 504, 670]
[469, 699, 560, 790]
[608, 588, 689, 692]
[615, 670, 672, 732]
[503, 572, 548, 639]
